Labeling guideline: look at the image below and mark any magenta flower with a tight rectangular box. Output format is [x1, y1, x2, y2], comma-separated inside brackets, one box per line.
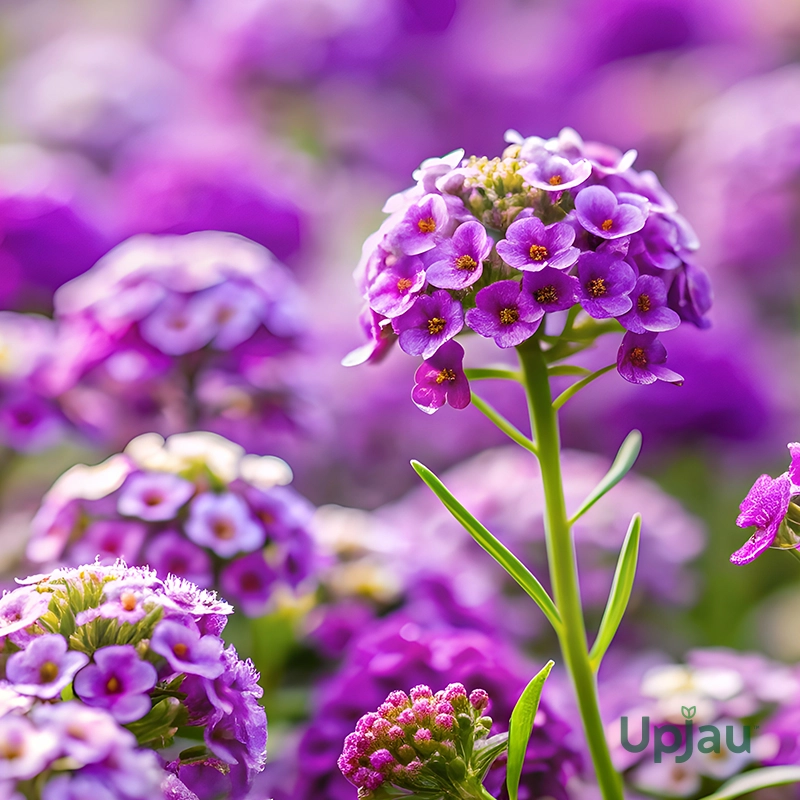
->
[73, 644, 157, 723]
[139, 294, 218, 356]
[6, 634, 89, 699]
[466, 280, 543, 348]
[145, 531, 213, 587]
[392, 194, 449, 256]
[425, 221, 491, 290]
[574, 185, 647, 239]
[411, 341, 470, 415]
[70, 521, 147, 566]
[730, 474, 793, 566]
[616, 332, 684, 386]
[151, 620, 224, 679]
[117, 472, 195, 521]
[220, 553, 277, 617]
[185, 493, 264, 558]
[577, 253, 636, 318]
[0, 589, 51, 639]
[520, 153, 592, 192]
[618, 274, 681, 333]
[496, 217, 579, 272]
[522, 268, 581, 313]
[788, 443, 800, 489]
[392, 290, 464, 359]
[366, 253, 426, 318]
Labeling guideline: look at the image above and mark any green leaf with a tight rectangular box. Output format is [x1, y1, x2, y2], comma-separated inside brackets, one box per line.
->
[411, 461, 561, 632]
[699, 766, 800, 800]
[548, 364, 592, 377]
[464, 367, 521, 382]
[506, 661, 555, 800]
[552, 363, 616, 410]
[589, 514, 641, 671]
[472, 732, 509, 779]
[568, 430, 642, 524]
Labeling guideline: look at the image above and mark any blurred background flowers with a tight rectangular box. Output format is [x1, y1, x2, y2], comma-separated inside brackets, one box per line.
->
[0, 0, 799, 797]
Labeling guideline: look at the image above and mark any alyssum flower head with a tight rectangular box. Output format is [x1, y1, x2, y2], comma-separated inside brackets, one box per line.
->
[27, 430, 317, 617]
[730, 442, 800, 565]
[0, 561, 266, 799]
[338, 682, 506, 800]
[348, 129, 711, 412]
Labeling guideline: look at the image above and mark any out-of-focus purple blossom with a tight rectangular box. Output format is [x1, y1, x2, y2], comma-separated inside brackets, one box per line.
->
[6, 634, 88, 699]
[466, 280, 543, 348]
[220, 553, 278, 617]
[145, 532, 213, 588]
[411, 340, 470, 414]
[117, 472, 196, 522]
[185, 492, 264, 558]
[0, 589, 51, 639]
[0, 713, 59, 781]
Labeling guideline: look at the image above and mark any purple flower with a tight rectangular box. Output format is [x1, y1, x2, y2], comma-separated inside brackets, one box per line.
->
[117, 472, 195, 521]
[366, 253, 426, 318]
[616, 332, 684, 386]
[342, 306, 396, 367]
[6, 634, 89, 699]
[220, 553, 277, 617]
[70, 520, 147, 566]
[574, 186, 647, 239]
[0, 589, 50, 638]
[618, 275, 681, 333]
[392, 290, 464, 359]
[73, 644, 157, 723]
[145, 531, 213, 587]
[391, 194, 449, 256]
[411, 341, 470, 415]
[520, 153, 592, 192]
[139, 294, 218, 356]
[43, 774, 117, 800]
[522, 268, 581, 313]
[466, 280, 543, 348]
[496, 217, 579, 272]
[577, 253, 636, 318]
[425, 221, 491, 290]
[151, 620, 224, 679]
[730, 474, 793, 566]
[789, 443, 800, 489]
[0, 714, 59, 781]
[185, 492, 264, 558]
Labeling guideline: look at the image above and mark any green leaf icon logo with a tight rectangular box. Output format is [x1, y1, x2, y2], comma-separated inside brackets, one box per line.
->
[681, 706, 696, 719]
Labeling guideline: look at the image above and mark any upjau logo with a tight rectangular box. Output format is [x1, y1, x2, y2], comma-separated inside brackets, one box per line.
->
[620, 706, 751, 762]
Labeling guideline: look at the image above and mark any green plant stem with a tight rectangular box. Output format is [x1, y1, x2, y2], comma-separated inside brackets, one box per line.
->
[516, 337, 623, 800]
[471, 393, 537, 455]
[785, 547, 800, 564]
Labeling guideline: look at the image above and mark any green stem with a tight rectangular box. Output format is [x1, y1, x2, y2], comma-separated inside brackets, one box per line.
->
[471, 393, 537, 455]
[785, 547, 800, 564]
[516, 337, 623, 800]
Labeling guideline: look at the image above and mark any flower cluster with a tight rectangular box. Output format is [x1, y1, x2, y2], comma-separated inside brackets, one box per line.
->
[27, 431, 317, 617]
[351, 128, 711, 412]
[730, 442, 800, 565]
[338, 682, 501, 799]
[48, 230, 311, 452]
[0, 561, 267, 799]
[0, 696, 171, 799]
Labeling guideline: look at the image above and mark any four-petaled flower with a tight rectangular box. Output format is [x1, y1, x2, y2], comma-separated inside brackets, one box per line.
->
[411, 341, 470, 415]
[497, 217, 579, 272]
[616, 332, 684, 386]
[426, 221, 491, 290]
[574, 185, 647, 239]
[466, 281, 543, 348]
[392, 290, 464, 359]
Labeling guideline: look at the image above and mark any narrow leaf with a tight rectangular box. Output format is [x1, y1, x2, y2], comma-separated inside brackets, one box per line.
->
[552, 363, 615, 410]
[569, 430, 642, 524]
[699, 767, 800, 800]
[411, 461, 561, 632]
[547, 364, 592, 377]
[506, 661, 555, 800]
[589, 514, 641, 671]
[471, 393, 537, 455]
[464, 367, 521, 382]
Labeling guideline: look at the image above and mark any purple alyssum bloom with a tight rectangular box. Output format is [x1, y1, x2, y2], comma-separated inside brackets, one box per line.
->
[145, 531, 213, 587]
[70, 520, 147, 566]
[411, 340, 470, 415]
[0, 714, 59, 781]
[392, 194, 449, 256]
[392, 290, 464, 359]
[0, 589, 51, 639]
[425, 221, 491, 290]
[185, 492, 264, 558]
[366, 252, 426, 318]
[520, 153, 592, 192]
[574, 185, 647, 239]
[522, 267, 581, 313]
[73, 644, 157, 723]
[466, 280, 543, 348]
[618, 274, 681, 333]
[616, 332, 684, 386]
[496, 217, 579, 272]
[730, 474, 793, 566]
[117, 472, 195, 522]
[6, 634, 89, 699]
[220, 553, 277, 617]
[151, 620, 224, 679]
[577, 252, 636, 318]
[788, 443, 800, 489]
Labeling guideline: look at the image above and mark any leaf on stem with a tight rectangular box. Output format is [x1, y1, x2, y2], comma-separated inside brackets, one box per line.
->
[698, 767, 800, 800]
[588, 514, 641, 671]
[471, 393, 537, 455]
[548, 365, 593, 377]
[465, 367, 522, 382]
[552, 364, 616, 410]
[411, 460, 561, 632]
[568, 430, 642, 524]
[506, 661, 555, 800]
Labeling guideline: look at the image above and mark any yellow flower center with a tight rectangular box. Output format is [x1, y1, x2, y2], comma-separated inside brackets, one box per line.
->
[455, 255, 477, 271]
[534, 285, 558, 304]
[417, 217, 436, 233]
[548, 175, 562, 186]
[427, 317, 446, 335]
[436, 368, 456, 384]
[637, 294, 651, 312]
[629, 347, 648, 367]
[601, 219, 614, 231]
[529, 244, 549, 261]
[499, 307, 520, 325]
[587, 277, 608, 298]
[396, 278, 413, 292]
[39, 661, 59, 683]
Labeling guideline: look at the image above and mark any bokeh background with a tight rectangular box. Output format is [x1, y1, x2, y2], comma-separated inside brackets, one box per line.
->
[1, 0, 800, 797]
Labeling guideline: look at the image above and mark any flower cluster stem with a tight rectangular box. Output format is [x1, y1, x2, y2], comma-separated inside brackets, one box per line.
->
[517, 337, 623, 800]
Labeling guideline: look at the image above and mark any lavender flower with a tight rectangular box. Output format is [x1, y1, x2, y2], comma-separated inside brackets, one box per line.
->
[618, 275, 681, 333]
[520, 153, 592, 192]
[27, 431, 317, 617]
[393, 290, 464, 358]
[522, 268, 581, 314]
[574, 185, 647, 239]
[731, 473, 794, 565]
[577, 253, 636, 318]
[366, 251, 426, 318]
[150, 620, 224, 679]
[426, 221, 492, 290]
[411, 340, 471, 415]
[616, 332, 684, 386]
[6, 634, 88, 699]
[392, 194, 450, 255]
[496, 217, 579, 271]
[466, 281, 543, 348]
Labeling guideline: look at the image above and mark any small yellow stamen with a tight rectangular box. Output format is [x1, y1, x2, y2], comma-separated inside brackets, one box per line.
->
[173, 642, 189, 658]
[436, 368, 456, 384]
[637, 294, 651, 312]
[601, 219, 614, 232]
[455, 255, 477, 271]
[120, 592, 137, 612]
[548, 175, 563, 186]
[587, 277, 608, 298]
[499, 307, 520, 325]
[534, 285, 558, 305]
[39, 661, 59, 683]
[396, 278, 413, 292]
[629, 347, 648, 368]
[106, 676, 121, 694]
[427, 317, 446, 335]
[417, 217, 436, 234]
